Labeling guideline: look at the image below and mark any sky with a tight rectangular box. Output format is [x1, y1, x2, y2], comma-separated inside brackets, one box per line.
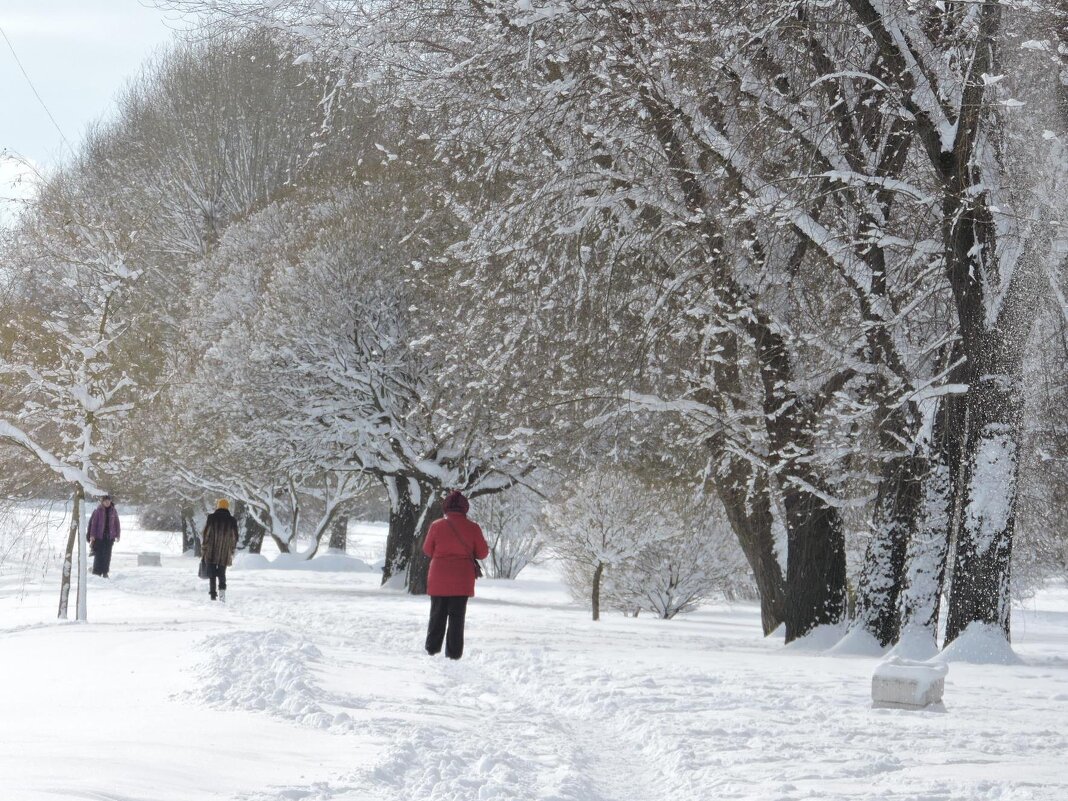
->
[1, 1, 192, 223]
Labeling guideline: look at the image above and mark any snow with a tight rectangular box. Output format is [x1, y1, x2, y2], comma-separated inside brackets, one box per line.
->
[830, 626, 888, 657]
[889, 625, 941, 661]
[3, 508, 1068, 800]
[964, 423, 1018, 557]
[937, 622, 1024, 666]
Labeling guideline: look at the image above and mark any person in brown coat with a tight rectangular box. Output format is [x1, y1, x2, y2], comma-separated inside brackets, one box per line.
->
[200, 499, 239, 602]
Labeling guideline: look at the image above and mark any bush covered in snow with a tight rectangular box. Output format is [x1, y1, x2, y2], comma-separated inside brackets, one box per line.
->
[476, 487, 545, 579]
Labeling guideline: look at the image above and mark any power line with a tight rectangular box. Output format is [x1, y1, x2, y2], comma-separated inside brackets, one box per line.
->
[0, 23, 75, 155]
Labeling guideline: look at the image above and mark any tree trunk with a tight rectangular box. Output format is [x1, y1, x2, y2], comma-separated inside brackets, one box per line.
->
[406, 493, 441, 596]
[382, 478, 419, 585]
[233, 501, 266, 554]
[852, 447, 925, 646]
[697, 345, 786, 636]
[181, 504, 200, 556]
[57, 484, 82, 619]
[897, 387, 967, 647]
[714, 467, 786, 636]
[753, 323, 847, 643]
[945, 361, 1023, 643]
[782, 484, 848, 641]
[328, 513, 348, 551]
[75, 486, 87, 621]
[591, 561, 604, 621]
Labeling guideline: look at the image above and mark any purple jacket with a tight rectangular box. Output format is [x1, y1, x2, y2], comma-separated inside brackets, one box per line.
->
[88, 505, 120, 541]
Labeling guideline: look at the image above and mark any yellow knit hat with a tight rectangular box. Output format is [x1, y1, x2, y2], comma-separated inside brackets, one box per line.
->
[216, 498, 229, 510]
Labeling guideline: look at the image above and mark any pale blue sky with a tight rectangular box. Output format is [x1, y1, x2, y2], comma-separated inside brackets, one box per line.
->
[1, 1, 190, 168]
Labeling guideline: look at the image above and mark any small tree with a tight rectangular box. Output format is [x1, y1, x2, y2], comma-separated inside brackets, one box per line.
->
[606, 498, 751, 619]
[543, 470, 664, 621]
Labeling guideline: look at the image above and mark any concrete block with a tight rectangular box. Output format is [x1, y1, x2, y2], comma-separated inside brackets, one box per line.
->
[872, 657, 947, 709]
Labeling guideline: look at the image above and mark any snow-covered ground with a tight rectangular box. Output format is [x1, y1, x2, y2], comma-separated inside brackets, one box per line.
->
[2, 508, 1067, 801]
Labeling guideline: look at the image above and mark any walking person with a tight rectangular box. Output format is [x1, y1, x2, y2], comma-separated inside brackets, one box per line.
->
[423, 490, 489, 660]
[200, 499, 238, 602]
[87, 494, 121, 577]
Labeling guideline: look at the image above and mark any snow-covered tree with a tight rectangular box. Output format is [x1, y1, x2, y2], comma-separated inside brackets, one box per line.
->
[0, 148, 148, 619]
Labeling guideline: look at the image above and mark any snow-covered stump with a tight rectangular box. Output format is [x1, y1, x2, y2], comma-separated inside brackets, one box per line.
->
[871, 658, 947, 710]
[137, 552, 162, 567]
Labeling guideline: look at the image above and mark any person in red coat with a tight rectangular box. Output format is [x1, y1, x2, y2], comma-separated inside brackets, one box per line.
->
[423, 490, 489, 659]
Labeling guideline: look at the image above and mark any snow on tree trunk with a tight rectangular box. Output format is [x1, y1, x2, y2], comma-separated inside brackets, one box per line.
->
[852, 451, 924, 647]
[946, 375, 1023, 643]
[897, 390, 966, 651]
[76, 486, 87, 621]
[233, 501, 266, 555]
[181, 505, 200, 556]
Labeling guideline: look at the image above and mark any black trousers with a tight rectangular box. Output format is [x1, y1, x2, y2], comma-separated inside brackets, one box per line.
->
[207, 564, 227, 598]
[425, 596, 469, 659]
[91, 538, 114, 577]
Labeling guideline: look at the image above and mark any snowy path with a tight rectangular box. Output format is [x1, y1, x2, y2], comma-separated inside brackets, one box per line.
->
[3, 518, 1068, 800]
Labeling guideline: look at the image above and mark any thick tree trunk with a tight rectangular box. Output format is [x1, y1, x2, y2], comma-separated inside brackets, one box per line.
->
[897, 387, 967, 648]
[782, 484, 848, 641]
[57, 484, 82, 620]
[697, 345, 787, 636]
[945, 362, 1023, 643]
[714, 468, 785, 636]
[406, 494, 441, 596]
[180, 504, 200, 556]
[591, 561, 604, 621]
[852, 447, 925, 646]
[328, 513, 348, 551]
[382, 478, 419, 585]
[233, 501, 266, 554]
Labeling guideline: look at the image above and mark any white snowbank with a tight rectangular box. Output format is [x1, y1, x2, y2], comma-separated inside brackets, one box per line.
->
[232, 551, 375, 573]
[829, 626, 888, 656]
[888, 625, 940, 661]
[783, 620, 848, 651]
[937, 622, 1022, 665]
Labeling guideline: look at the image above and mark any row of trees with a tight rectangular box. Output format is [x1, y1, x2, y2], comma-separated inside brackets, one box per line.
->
[2, 3, 1067, 646]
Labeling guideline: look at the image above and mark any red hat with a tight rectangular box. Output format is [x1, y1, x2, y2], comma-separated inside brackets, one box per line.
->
[443, 490, 469, 514]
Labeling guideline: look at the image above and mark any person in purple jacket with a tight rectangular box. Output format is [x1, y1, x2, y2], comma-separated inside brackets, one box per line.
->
[87, 494, 121, 577]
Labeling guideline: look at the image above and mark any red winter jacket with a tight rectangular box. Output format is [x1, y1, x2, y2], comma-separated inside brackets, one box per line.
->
[423, 512, 489, 597]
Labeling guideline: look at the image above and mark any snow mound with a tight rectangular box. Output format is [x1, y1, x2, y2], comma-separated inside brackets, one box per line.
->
[784, 621, 848, 652]
[187, 630, 359, 731]
[232, 553, 271, 570]
[233, 552, 375, 573]
[829, 626, 887, 656]
[937, 622, 1022, 665]
[888, 626, 940, 661]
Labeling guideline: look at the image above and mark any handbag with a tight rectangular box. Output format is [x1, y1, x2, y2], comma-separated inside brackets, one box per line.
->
[443, 517, 484, 579]
[198, 560, 209, 580]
